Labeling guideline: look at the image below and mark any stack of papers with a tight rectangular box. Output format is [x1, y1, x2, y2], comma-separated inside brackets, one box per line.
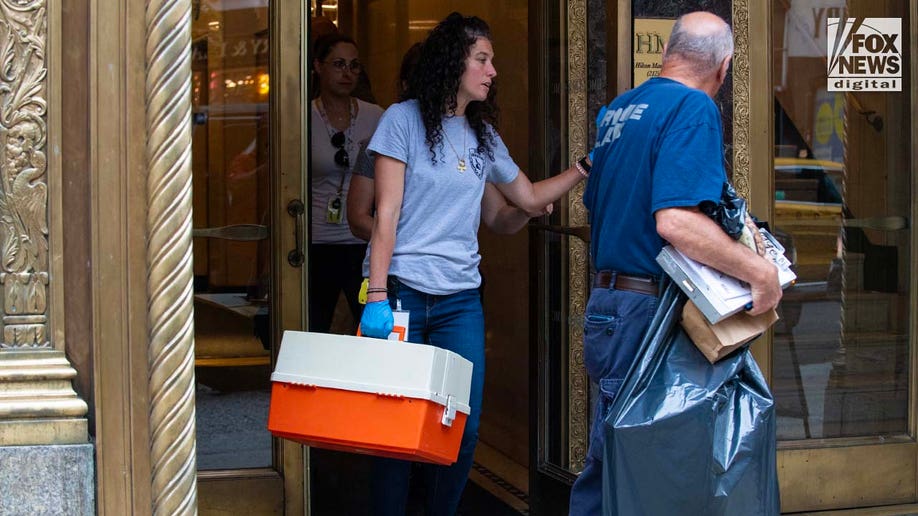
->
[656, 228, 796, 324]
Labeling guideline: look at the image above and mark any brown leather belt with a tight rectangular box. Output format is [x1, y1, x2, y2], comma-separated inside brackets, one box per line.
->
[592, 271, 659, 296]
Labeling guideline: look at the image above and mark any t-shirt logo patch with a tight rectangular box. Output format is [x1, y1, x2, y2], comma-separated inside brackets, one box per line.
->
[468, 148, 485, 178]
[597, 103, 649, 146]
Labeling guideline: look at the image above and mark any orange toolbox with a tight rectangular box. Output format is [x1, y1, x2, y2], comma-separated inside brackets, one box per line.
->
[268, 331, 473, 465]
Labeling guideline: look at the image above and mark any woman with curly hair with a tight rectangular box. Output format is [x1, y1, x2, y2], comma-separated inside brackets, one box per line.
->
[359, 12, 589, 514]
[347, 42, 549, 242]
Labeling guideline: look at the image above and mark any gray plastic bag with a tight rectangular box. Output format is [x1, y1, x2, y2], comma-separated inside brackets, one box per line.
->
[603, 280, 779, 516]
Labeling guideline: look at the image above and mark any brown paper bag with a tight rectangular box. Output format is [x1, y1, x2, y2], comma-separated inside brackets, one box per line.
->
[680, 300, 779, 363]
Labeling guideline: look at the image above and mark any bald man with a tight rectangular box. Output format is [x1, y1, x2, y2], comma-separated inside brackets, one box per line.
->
[572, 12, 781, 514]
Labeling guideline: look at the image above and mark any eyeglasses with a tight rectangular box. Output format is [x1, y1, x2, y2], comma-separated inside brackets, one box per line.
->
[325, 58, 362, 74]
[331, 131, 349, 168]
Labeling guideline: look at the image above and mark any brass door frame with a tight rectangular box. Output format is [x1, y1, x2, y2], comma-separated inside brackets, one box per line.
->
[89, 0, 201, 510]
[566, 0, 591, 476]
[270, 0, 307, 513]
[528, 3, 580, 512]
[528, 0, 593, 486]
[732, 0, 773, 377]
[91, 0, 157, 512]
[913, 0, 918, 453]
[92, 0, 204, 509]
[742, 1, 918, 512]
[91, 0, 307, 512]
[198, 0, 308, 513]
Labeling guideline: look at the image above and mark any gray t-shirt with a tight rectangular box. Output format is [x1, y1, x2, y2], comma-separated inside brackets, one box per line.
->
[366, 99, 519, 295]
[311, 98, 384, 244]
[353, 140, 374, 178]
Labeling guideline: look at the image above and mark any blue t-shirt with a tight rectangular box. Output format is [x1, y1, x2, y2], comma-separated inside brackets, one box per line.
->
[366, 99, 519, 295]
[583, 77, 726, 277]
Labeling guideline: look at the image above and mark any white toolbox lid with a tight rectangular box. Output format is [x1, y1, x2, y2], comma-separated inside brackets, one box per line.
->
[271, 331, 473, 416]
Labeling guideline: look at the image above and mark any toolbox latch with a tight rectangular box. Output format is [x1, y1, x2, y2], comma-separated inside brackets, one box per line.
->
[441, 395, 457, 427]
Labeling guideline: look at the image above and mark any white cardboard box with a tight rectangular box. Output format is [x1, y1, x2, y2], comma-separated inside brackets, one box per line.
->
[656, 228, 796, 324]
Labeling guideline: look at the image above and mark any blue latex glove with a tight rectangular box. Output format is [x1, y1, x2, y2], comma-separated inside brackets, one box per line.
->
[360, 300, 394, 338]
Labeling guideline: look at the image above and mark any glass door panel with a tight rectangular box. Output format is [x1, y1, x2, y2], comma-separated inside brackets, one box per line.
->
[528, 1, 573, 512]
[192, 0, 272, 472]
[771, 0, 914, 510]
[191, 0, 307, 513]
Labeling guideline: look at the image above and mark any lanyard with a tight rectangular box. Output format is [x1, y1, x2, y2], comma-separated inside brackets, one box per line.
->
[315, 97, 357, 194]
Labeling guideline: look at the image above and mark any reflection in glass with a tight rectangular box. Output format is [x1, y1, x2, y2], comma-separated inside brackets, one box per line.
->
[771, 0, 910, 440]
[191, 0, 272, 470]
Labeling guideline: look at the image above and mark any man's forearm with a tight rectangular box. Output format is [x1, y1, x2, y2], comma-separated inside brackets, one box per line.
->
[656, 207, 781, 314]
[657, 208, 767, 281]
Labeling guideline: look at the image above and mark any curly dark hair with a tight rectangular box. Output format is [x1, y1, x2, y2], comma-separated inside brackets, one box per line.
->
[404, 12, 499, 164]
[397, 42, 423, 101]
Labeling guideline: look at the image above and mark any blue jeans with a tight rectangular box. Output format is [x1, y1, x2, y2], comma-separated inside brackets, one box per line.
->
[371, 281, 485, 516]
[569, 286, 658, 516]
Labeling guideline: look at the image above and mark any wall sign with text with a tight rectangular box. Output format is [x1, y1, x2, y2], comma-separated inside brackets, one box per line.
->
[633, 18, 675, 88]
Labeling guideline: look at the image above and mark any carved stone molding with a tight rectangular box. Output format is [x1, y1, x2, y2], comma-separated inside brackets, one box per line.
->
[145, 0, 197, 513]
[732, 0, 750, 198]
[0, 350, 88, 445]
[567, 0, 588, 474]
[0, 1, 51, 349]
[0, 0, 88, 446]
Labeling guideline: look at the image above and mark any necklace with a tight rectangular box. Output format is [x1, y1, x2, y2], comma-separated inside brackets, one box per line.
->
[442, 120, 468, 172]
[316, 97, 355, 135]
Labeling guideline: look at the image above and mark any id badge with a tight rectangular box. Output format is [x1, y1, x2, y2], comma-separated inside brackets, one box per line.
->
[326, 195, 342, 224]
[389, 310, 410, 341]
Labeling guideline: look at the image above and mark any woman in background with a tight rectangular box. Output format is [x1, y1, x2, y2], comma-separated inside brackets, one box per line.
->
[309, 33, 384, 333]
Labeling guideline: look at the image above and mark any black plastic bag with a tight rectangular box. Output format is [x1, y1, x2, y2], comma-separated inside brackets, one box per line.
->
[699, 182, 747, 240]
[603, 280, 780, 516]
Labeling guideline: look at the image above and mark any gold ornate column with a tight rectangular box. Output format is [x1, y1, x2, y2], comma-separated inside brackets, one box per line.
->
[0, 0, 89, 445]
[732, 0, 774, 374]
[567, 0, 589, 473]
[145, 0, 197, 514]
[731, 0, 751, 200]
